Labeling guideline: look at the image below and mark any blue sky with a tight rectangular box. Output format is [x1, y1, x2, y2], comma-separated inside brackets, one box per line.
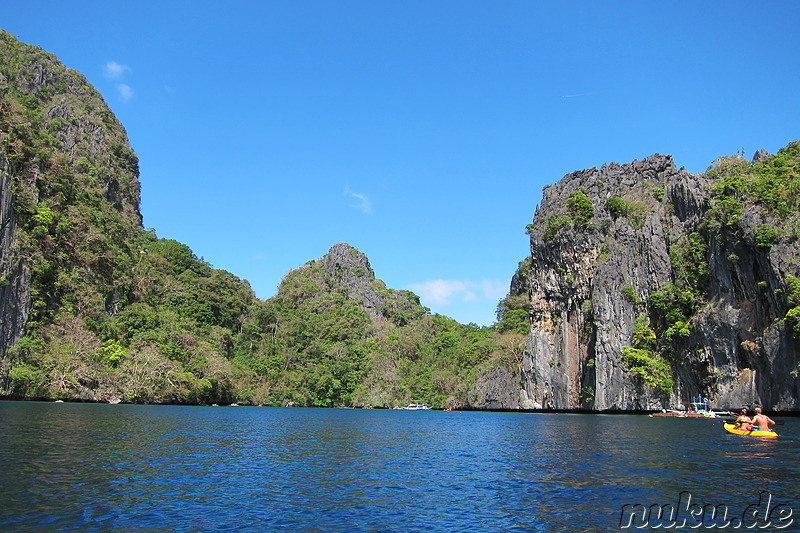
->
[5, 2, 800, 326]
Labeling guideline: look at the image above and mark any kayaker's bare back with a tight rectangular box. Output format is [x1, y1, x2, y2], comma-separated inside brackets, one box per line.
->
[751, 408, 775, 432]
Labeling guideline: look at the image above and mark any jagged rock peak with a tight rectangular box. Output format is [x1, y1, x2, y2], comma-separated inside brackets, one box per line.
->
[322, 243, 375, 280]
[0, 30, 142, 224]
[543, 153, 678, 200]
[531, 153, 693, 239]
[752, 149, 768, 163]
[321, 243, 385, 314]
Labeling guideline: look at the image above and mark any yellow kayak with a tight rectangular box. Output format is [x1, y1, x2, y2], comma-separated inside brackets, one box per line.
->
[723, 423, 778, 438]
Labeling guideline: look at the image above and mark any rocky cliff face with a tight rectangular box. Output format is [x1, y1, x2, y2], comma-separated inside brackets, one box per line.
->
[0, 150, 30, 358]
[322, 242, 390, 316]
[511, 152, 800, 411]
[0, 32, 141, 223]
[298, 242, 423, 322]
[0, 30, 142, 375]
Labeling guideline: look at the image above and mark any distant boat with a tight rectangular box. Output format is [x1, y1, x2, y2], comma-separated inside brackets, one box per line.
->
[650, 397, 734, 418]
[400, 403, 431, 410]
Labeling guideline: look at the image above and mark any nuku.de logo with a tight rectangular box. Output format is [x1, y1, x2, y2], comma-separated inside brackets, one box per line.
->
[619, 491, 794, 529]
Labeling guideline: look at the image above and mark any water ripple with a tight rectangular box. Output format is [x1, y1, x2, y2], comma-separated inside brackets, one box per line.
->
[1, 403, 798, 531]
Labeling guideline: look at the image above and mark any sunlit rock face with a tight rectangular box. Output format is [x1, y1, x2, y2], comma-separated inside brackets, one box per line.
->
[513, 153, 799, 411]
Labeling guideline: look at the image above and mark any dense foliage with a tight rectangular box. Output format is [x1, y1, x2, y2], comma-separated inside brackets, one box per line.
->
[0, 32, 531, 407]
[5, 232, 524, 407]
[707, 143, 800, 232]
[603, 196, 648, 229]
[620, 317, 673, 394]
[231, 258, 523, 408]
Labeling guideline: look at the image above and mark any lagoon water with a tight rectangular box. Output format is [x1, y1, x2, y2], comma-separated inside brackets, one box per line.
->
[1, 402, 798, 532]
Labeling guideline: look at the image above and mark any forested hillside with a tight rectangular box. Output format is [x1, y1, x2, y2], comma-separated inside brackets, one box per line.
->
[0, 31, 524, 408]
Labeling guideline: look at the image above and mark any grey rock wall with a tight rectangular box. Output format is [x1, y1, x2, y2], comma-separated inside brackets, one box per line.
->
[0, 152, 31, 361]
[512, 153, 798, 411]
[322, 242, 385, 315]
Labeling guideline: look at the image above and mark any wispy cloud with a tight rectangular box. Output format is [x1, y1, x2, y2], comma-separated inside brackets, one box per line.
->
[105, 61, 133, 102]
[408, 279, 507, 306]
[104, 61, 130, 80]
[117, 84, 134, 101]
[409, 280, 469, 305]
[561, 91, 596, 99]
[344, 186, 372, 214]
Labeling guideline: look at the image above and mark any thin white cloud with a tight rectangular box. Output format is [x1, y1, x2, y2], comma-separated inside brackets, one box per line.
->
[117, 84, 134, 101]
[409, 280, 468, 306]
[408, 279, 507, 307]
[344, 186, 372, 214]
[105, 61, 130, 80]
[561, 91, 596, 99]
[104, 61, 134, 102]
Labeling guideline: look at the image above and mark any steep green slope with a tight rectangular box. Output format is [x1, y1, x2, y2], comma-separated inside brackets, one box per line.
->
[0, 29, 262, 403]
[0, 32, 523, 407]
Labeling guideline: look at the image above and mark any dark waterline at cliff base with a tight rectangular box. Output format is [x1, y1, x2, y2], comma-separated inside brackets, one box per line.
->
[5, 397, 800, 417]
[2, 402, 799, 531]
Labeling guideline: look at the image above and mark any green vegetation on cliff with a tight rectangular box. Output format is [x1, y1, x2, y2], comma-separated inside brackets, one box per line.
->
[620, 316, 673, 394]
[707, 143, 800, 228]
[631, 143, 800, 392]
[0, 32, 528, 408]
[703, 141, 800, 334]
[231, 255, 513, 408]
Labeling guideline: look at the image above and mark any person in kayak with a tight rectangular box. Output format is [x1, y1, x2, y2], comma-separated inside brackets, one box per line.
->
[751, 408, 776, 432]
[734, 409, 753, 431]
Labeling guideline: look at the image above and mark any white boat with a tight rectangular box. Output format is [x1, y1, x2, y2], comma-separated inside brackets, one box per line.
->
[649, 397, 734, 418]
[400, 403, 431, 410]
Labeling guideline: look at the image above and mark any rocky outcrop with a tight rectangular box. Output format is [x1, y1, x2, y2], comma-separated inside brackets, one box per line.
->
[0, 32, 141, 222]
[468, 365, 520, 409]
[322, 242, 387, 316]
[510, 152, 800, 411]
[0, 151, 30, 360]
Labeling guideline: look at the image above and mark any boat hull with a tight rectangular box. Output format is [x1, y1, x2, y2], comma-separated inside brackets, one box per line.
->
[399, 403, 431, 410]
[723, 423, 778, 438]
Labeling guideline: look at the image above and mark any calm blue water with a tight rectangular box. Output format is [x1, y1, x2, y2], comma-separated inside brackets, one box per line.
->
[0, 402, 798, 532]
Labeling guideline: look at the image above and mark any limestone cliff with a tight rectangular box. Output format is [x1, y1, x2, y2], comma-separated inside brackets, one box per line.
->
[321, 242, 395, 317]
[0, 31, 159, 401]
[0, 150, 29, 358]
[0, 30, 141, 364]
[511, 151, 800, 411]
